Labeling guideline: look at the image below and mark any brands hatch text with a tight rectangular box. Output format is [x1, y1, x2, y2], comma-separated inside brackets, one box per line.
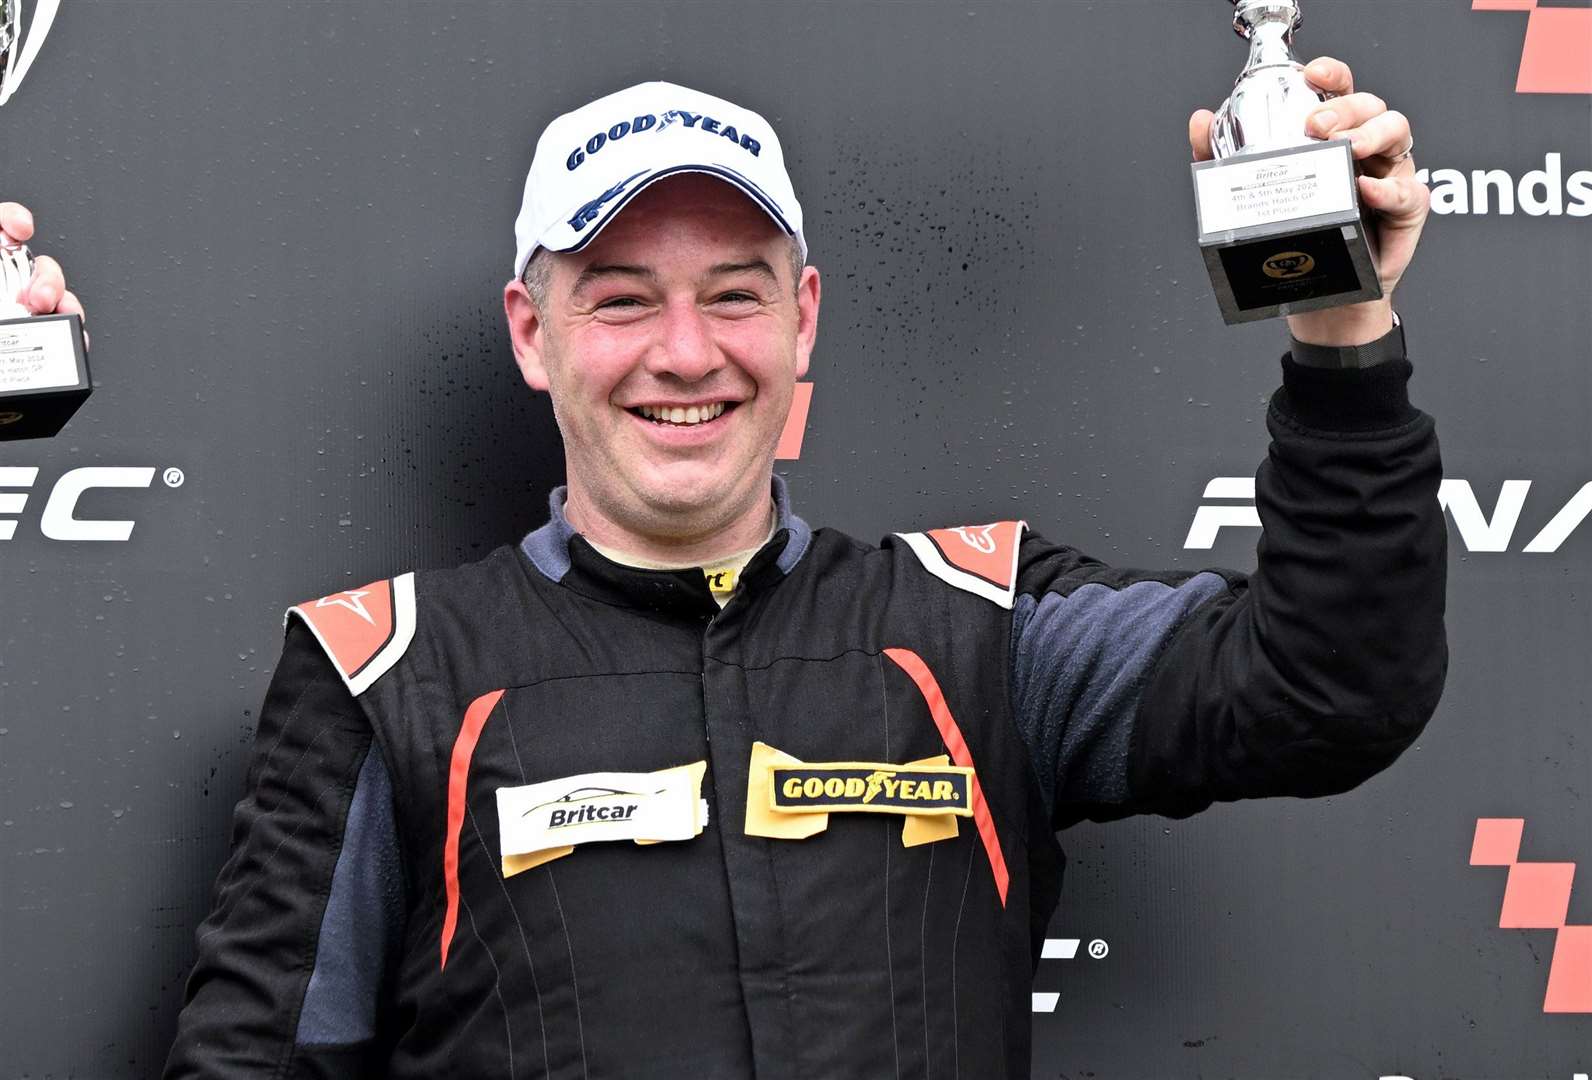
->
[1416, 153, 1592, 217]
[1188, 477, 1592, 553]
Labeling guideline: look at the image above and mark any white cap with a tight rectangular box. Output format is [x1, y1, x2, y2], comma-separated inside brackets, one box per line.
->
[512, 81, 806, 279]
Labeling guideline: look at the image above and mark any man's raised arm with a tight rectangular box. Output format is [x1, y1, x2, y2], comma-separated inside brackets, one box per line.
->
[1009, 57, 1445, 828]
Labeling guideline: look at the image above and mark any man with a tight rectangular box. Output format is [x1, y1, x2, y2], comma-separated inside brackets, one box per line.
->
[7, 62, 1442, 1079]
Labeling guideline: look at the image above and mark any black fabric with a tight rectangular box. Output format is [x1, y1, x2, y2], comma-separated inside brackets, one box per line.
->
[165, 621, 392, 1080]
[1126, 382, 1446, 819]
[1273, 354, 1419, 433]
[165, 358, 1446, 1077]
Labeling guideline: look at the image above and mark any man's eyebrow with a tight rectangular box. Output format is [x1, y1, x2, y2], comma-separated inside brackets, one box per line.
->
[570, 264, 657, 296]
[708, 259, 778, 282]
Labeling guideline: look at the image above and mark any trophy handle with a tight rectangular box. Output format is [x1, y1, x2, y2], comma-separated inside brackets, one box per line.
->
[0, 0, 60, 107]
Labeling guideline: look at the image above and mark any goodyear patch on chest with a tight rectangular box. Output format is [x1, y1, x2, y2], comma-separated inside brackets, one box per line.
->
[745, 741, 970, 848]
[769, 764, 973, 816]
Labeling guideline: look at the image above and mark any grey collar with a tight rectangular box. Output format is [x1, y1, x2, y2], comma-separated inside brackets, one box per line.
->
[519, 473, 812, 584]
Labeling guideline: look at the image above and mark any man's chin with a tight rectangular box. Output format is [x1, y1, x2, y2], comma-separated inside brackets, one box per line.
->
[628, 465, 764, 530]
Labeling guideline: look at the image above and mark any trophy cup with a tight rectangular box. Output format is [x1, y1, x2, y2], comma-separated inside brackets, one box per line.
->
[1, 0, 89, 440]
[1191, 0, 1382, 325]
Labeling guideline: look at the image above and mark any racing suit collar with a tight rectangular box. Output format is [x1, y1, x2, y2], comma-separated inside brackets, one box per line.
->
[518, 474, 813, 613]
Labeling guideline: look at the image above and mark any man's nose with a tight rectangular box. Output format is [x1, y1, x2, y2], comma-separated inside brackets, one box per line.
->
[645, 300, 723, 382]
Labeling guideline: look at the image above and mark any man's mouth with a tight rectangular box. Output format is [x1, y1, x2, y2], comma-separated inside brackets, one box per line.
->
[628, 402, 735, 427]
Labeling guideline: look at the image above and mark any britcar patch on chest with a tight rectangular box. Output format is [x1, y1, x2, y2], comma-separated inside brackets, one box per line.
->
[495, 761, 709, 878]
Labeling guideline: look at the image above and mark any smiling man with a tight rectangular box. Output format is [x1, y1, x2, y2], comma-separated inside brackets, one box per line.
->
[507, 170, 817, 568]
[150, 78, 1445, 1077]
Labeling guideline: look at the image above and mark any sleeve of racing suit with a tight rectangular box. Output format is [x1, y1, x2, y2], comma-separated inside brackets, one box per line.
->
[164, 619, 406, 1079]
[1010, 345, 1446, 828]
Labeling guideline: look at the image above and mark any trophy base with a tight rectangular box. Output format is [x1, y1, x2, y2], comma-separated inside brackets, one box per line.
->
[1192, 140, 1383, 326]
[0, 313, 92, 441]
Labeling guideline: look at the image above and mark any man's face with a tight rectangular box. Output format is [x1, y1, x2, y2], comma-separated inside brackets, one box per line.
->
[505, 174, 820, 545]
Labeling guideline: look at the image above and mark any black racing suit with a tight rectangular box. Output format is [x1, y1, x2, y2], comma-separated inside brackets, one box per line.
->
[165, 340, 1447, 1079]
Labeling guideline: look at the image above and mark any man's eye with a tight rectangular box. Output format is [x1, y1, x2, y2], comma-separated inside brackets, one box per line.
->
[715, 291, 757, 304]
[597, 297, 643, 309]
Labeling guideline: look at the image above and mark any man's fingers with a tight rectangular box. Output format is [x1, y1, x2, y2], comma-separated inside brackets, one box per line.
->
[0, 202, 35, 246]
[1189, 109, 1215, 162]
[1303, 56, 1354, 97]
[56, 288, 85, 320]
[24, 253, 63, 314]
[58, 288, 89, 350]
[1346, 110, 1413, 173]
[1306, 92, 1387, 139]
[1359, 174, 1430, 223]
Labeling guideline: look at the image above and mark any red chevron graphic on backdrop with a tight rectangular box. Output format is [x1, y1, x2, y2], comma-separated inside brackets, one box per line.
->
[1470, 818, 1592, 1011]
[1473, 0, 1592, 93]
[776, 381, 813, 460]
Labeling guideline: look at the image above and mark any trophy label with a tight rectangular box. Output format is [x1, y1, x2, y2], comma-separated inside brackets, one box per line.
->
[1217, 225, 1365, 312]
[0, 318, 79, 392]
[1194, 142, 1354, 235]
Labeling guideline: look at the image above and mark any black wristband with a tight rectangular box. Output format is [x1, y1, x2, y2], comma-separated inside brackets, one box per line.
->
[1288, 316, 1406, 370]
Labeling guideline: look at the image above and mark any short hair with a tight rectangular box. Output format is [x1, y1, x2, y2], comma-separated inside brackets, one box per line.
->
[519, 235, 804, 312]
[520, 248, 554, 311]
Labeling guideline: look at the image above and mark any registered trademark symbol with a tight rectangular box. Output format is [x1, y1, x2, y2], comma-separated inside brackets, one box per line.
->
[163, 467, 184, 488]
[1087, 938, 1109, 959]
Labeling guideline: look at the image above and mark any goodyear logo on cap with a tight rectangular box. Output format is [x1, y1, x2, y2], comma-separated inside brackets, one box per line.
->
[770, 764, 973, 816]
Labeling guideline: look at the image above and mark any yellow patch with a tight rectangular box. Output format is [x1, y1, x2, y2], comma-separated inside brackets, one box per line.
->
[702, 564, 739, 595]
[744, 741, 972, 848]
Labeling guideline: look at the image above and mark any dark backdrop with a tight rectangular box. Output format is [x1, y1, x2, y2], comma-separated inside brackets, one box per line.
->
[1, 2, 1588, 1076]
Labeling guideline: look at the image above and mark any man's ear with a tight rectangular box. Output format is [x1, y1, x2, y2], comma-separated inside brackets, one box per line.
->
[794, 264, 821, 380]
[504, 278, 550, 391]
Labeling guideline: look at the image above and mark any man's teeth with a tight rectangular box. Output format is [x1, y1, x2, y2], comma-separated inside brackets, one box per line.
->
[636, 402, 728, 425]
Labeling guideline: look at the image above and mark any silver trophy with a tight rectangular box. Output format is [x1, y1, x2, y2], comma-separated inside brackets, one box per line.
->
[1191, 0, 1382, 325]
[1, 0, 60, 107]
[1, 0, 89, 440]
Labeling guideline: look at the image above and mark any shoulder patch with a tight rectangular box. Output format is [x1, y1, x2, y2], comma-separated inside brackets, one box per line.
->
[284, 572, 417, 695]
[897, 521, 1027, 609]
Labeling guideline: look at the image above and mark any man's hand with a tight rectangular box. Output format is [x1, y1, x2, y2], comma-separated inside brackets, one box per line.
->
[1189, 57, 1431, 346]
[1, 201, 88, 347]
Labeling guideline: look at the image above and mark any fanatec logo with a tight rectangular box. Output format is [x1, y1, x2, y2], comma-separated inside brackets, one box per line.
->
[1186, 477, 1592, 553]
[1030, 936, 1110, 1014]
[0, 465, 185, 541]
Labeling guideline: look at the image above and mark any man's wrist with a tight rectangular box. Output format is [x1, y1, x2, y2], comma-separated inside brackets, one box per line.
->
[1285, 298, 1396, 349]
[1289, 312, 1405, 370]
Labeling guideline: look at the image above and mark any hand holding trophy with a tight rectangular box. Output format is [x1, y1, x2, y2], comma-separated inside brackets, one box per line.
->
[1188, 0, 1430, 334]
[0, 203, 90, 439]
[2, 0, 91, 439]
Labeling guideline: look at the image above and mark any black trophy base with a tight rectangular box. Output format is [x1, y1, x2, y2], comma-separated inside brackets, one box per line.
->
[1200, 213, 1382, 326]
[0, 312, 92, 441]
[1192, 140, 1383, 326]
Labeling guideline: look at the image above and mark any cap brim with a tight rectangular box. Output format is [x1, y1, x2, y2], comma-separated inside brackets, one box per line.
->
[534, 163, 800, 261]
